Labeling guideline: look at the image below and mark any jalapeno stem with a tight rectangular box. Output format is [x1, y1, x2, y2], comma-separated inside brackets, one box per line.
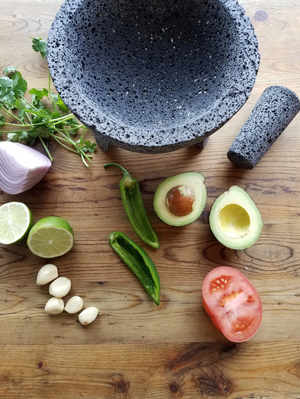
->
[104, 163, 130, 177]
[104, 163, 160, 249]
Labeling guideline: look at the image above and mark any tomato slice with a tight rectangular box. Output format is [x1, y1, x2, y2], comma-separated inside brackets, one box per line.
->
[202, 266, 262, 343]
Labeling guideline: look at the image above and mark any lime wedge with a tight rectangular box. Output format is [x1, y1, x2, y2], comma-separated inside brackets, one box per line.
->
[0, 202, 33, 245]
[27, 216, 74, 258]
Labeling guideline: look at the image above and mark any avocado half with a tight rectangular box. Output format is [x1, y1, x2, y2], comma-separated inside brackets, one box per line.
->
[209, 186, 263, 250]
[153, 172, 207, 226]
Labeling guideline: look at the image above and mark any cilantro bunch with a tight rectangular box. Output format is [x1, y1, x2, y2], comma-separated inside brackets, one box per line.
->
[0, 38, 96, 167]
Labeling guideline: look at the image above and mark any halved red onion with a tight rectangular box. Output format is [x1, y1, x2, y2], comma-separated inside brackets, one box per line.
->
[0, 142, 52, 194]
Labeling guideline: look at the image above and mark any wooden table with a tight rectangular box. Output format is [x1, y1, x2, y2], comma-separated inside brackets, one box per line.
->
[1, 1, 300, 398]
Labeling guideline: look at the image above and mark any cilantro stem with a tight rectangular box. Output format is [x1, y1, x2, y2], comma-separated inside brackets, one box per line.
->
[50, 134, 78, 154]
[1, 129, 30, 133]
[39, 137, 53, 161]
[1, 107, 23, 123]
[21, 96, 39, 111]
[81, 154, 89, 167]
[57, 129, 92, 162]
[26, 110, 33, 125]
[3, 122, 32, 127]
[55, 127, 92, 162]
[51, 114, 75, 124]
[48, 72, 51, 94]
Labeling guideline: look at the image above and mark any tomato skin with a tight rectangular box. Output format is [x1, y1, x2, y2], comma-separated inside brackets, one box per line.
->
[202, 266, 262, 343]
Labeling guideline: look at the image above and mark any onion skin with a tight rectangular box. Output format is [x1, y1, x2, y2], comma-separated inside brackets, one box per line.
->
[0, 142, 51, 194]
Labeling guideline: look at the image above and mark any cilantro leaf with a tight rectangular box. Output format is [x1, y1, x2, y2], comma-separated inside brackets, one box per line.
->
[30, 126, 50, 140]
[18, 130, 30, 142]
[14, 98, 28, 122]
[76, 138, 96, 153]
[7, 130, 29, 143]
[3, 67, 17, 77]
[56, 95, 69, 113]
[50, 111, 62, 120]
[0, 114, 5, 127]
[11, 71, 27, 97]
[64, 117, 81, 134]
[32, 37, 47, 58]
[0, 76, 16, 108]
[7, 133, 19, 142]
[49, 92, 69, 113]
[31, 93, 45, 110]
[26, 108, 51, 119]
[29, 87, 48, 101]
[0, 76, 13, 91]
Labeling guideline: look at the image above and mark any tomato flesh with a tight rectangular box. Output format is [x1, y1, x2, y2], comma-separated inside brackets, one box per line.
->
[202, 266, 262, 342]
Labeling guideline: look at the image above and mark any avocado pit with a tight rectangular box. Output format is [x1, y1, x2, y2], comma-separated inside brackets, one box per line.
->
[166, 185, 195, 217]
[154, 172, 207, 226]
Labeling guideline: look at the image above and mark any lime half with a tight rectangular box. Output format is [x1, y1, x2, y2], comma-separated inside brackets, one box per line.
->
[0, 202, 33, 245]
[27, 216, 74, 258]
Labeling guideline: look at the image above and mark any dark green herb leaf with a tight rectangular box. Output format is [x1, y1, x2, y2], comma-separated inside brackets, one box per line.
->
[49, 92, 69, 113]
[7, 132, 19, 142]
[3, 67, 17, 77]
[14, 98, 28, 122]
[30, 126, 50, 139]
[11, 71, 27, 97]
[31, 94, 45, 110]
[49, 92, 58, 104]
[0, 114, 5, 127]
[0, 76, 13, 91]
[0, 77, 15, 108]
[51, 111, 61, 120]
[29, 87, 48, 101]
[56, 94, 69, 113]
[18, 130, 30, 142]
[32, 37, 47, 58]
[26, 108, 51, 119]
[77, 138, 96, 153]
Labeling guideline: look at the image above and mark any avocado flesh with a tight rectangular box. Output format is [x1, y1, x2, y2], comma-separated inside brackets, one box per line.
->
[154, 172, 207, 226]
[209, 186, 263, 249]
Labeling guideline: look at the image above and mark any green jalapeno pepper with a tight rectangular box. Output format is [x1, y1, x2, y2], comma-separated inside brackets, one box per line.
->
[104, 163, 160, 249]
[109, 231, 161, 305]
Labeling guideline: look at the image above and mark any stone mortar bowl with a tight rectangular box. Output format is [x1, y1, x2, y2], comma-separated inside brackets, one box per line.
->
[47, 0, 260, 153]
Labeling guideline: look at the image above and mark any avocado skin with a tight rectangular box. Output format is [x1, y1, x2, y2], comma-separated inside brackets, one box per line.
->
[209, 186, 263, 250]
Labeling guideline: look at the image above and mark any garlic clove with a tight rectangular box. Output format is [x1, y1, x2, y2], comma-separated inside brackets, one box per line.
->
[36, 264, 58, 285]
[45, 297, 64, 314]
[49, 277, 71, 298]
[78, 307, 99, 326]
[64, 296, 84, 314]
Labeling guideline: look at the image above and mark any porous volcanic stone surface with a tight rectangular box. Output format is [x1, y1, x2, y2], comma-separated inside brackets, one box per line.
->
[47, 0, 260, 153]
[227, 86, 300, 169]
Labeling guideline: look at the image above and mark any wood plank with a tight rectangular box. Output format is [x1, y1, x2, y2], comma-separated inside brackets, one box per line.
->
[1, 342, 300, 398]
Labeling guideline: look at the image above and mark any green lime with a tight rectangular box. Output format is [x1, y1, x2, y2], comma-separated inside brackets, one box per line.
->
[0, 202, 33, 245]
[27, 216, 74, 258]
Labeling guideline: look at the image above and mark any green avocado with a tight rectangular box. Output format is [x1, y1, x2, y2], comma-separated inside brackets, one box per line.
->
[209, 186, 263, 250]
[153, 172, 207, 226]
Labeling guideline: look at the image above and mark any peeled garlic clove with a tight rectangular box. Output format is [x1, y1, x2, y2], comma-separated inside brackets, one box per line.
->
[45, 297, 64, 314]
[49, 277, 71, 298]
[78, 307, 99, 326]
[36, 264, 58, 285]
[64, 296, 84, 314]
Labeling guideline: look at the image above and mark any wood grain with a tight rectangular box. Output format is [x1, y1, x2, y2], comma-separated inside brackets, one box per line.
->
[1, 0, 300, 398]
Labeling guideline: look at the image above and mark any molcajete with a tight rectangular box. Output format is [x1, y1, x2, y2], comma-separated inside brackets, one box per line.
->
[47, 0, 260, 153]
